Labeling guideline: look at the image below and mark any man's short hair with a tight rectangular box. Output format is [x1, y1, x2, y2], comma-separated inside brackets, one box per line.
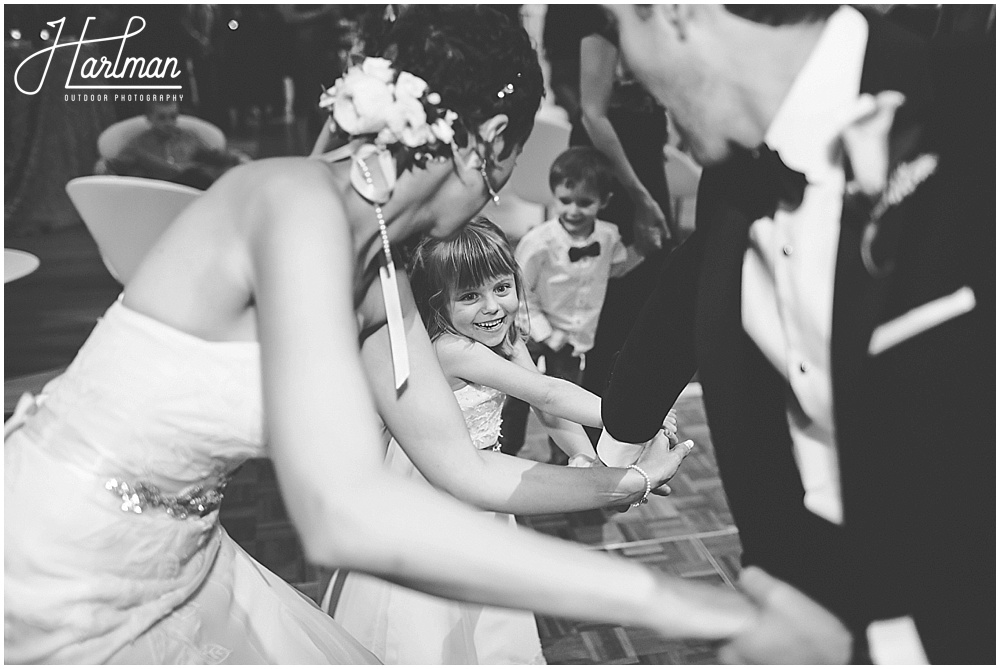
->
[549, 146, 615, 198]
[724, 5, 840, 26]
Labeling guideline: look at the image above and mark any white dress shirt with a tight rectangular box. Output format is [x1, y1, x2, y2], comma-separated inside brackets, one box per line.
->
[741, 7, 927, 661]
[516, 217, 641, 355]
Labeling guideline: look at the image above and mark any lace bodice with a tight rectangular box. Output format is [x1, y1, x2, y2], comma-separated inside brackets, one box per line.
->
[453, 383, 506, 450]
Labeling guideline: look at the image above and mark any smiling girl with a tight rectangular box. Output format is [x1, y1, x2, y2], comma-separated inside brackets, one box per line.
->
[414, 216, 606, 467]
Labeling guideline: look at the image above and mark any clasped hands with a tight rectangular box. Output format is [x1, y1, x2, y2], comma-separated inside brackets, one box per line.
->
[597, 410, 689, 503]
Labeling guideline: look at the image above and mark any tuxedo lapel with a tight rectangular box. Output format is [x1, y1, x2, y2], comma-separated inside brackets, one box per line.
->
[695, 163, 755, 404]
[830, 14, 933, 472]
[695, 166, 809, 564]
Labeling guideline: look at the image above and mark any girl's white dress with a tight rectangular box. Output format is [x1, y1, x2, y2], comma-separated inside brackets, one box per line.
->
[331, 382, 546, 664]
[4, 300, 378, 664]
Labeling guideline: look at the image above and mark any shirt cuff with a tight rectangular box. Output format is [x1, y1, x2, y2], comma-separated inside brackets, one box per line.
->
[595, 429, 646, 467]
[528, 313, 553, 343]
[867, 616, 928, 664]
[545, 329, 568, 351]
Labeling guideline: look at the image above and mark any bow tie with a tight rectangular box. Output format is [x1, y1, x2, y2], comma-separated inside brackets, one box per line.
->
[568, 241, 601, 262]
[730, 145, 808, 221]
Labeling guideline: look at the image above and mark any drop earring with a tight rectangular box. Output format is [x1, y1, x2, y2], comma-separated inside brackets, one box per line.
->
[450, 140, 501, 205]
[480, 156, 500, 205]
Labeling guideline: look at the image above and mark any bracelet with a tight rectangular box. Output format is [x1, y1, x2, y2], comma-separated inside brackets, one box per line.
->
[626, 464, 652, 508]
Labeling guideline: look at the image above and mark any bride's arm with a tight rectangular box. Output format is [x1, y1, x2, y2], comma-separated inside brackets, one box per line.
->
[248, 167, 752, 641]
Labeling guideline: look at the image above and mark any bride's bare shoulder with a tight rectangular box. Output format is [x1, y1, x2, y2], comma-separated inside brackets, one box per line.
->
[209, 157, 347, 225]
[220, 156, 336, 193]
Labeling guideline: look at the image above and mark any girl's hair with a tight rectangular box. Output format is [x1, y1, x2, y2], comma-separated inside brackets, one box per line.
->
[409, 217, 526, 356]
[377, 5, 544, 160]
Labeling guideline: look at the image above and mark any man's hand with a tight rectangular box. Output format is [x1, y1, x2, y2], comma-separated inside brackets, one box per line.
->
[718, 567, 853, 664]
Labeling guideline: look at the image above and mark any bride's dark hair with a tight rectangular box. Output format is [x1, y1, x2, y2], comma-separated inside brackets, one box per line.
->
[378, 5, 544, 160]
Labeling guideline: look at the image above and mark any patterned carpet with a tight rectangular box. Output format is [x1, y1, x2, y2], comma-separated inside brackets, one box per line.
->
[515, 386, 743, 664]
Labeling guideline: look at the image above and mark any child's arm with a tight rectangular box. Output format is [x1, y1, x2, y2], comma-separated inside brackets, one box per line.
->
[508, 343, 598, 465]
[436, 336, 602, 428]
[533, 408, 599, 466]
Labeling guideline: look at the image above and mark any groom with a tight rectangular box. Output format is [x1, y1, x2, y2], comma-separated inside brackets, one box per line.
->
[598, 5, 992, 664]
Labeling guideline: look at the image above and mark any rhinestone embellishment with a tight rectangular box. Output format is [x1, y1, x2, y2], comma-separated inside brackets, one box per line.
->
[105, 475, 229, 519]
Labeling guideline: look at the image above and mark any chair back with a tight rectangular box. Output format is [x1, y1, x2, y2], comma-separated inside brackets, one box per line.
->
[4, 249, 40, 283]
[663, 145, 702, 199]
[505, 109, 572, 207]
[663, 145, 703, 240]
[66, 176, 202, 284]
[98, 115, 227, 159]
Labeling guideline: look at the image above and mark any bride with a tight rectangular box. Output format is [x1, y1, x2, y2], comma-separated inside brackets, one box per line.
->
[5, 6, 752, 663]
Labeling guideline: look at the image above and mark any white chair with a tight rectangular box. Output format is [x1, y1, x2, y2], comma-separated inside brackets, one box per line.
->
[505, 108, 572, 208]
[663, 145, 703, 240]
[66, 176, 202, 284]
[490, 108, 572, 244]
[4, 249, 40, 283]
[97, 114, 227, 162]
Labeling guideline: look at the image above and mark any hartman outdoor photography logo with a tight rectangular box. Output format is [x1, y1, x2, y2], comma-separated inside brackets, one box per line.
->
[14, 15, 185, 103]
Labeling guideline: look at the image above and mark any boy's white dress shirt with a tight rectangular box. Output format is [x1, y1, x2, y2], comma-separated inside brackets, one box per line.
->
[516, 218, 642, 356]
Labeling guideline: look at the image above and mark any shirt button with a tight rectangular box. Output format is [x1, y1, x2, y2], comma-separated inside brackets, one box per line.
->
[799, 361, 809, 373]
[782, 244, 793, 256]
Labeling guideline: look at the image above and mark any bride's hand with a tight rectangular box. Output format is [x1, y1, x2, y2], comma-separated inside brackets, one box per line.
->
[647, 571, 757, 642]
[636, 430, 694, 498]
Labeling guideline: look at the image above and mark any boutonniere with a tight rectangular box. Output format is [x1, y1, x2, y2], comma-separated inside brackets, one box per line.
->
[840, 91, 939, 277]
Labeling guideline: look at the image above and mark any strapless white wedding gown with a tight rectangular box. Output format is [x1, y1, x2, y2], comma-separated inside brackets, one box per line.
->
[4, 299, 378, 664]
[331, 382, 545, 664]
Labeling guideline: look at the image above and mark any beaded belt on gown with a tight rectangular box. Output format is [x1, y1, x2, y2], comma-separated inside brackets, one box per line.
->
[105, 475, 230, 519]
[5, 389, 232, 521]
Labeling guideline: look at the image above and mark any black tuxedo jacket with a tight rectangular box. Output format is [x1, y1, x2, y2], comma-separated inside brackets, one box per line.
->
[602, 15, 993, 663]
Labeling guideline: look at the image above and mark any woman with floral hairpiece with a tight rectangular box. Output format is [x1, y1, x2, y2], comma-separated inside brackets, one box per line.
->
[5, 6, 752, 664]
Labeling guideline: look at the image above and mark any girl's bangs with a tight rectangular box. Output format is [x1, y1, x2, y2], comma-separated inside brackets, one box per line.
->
[447, 231, 518, 293]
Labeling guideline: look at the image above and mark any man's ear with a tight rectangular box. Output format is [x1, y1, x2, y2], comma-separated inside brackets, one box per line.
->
[599, 193, 613, 210]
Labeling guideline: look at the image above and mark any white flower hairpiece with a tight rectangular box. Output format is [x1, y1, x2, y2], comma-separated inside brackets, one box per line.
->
[319, 57, 459, 153]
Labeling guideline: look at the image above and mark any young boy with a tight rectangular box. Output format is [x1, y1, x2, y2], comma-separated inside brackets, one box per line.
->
[502, 146, 644, 462]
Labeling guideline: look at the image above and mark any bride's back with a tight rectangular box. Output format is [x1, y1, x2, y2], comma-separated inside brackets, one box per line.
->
[122, 156, 345, 344]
